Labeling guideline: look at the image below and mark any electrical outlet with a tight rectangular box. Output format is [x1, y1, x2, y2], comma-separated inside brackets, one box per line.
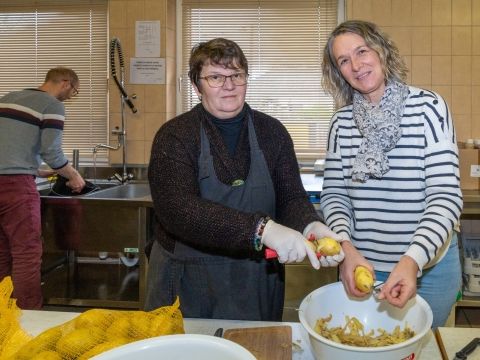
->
[471, 165, 480, 177]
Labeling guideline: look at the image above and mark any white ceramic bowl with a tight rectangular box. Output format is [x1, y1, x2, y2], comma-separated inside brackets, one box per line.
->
[91, 334, 256, 360]
[299, 282, 433, 360]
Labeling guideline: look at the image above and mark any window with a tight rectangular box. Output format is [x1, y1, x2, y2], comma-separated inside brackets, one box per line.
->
[180, 0, 340, 163]
[0, 0, 108, 163]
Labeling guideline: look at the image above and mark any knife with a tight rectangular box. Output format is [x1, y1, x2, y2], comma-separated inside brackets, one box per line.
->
[454, 337, 480, 360]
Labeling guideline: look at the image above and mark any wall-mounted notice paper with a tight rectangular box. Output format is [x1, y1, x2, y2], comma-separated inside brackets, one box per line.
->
[135, 20, 160, 57]
[130, 58, 165, 84]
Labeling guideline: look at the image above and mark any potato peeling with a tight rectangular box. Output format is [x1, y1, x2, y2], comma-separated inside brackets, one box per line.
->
[313, 314, 415, 347]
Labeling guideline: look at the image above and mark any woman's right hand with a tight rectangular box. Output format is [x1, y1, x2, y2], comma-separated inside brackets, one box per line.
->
[339, 241, 374, 297]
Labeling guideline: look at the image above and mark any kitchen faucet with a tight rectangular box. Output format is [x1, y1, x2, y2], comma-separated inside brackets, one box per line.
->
[92, 126, 133, 183]
[93, 37, 137, 184]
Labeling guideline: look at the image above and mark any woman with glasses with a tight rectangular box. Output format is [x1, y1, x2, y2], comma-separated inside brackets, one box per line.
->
[320, 21, 463, 328]
[146, 38, 343, 320]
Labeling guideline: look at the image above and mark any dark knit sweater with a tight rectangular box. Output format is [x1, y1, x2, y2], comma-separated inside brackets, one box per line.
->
[148, 103, 319, 254]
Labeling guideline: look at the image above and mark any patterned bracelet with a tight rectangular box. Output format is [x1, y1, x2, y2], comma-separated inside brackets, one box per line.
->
[253, 216, 271, 252]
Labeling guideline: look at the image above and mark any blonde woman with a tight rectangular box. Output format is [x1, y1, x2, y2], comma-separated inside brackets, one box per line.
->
[320, 20, 462, 328]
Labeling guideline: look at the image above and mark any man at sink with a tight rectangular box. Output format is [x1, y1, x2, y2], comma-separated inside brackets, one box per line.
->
[0, 67, 85, 309]
[146, 38, 343, 321]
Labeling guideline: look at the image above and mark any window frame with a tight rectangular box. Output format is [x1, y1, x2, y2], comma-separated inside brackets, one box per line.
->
[0, 0, 109, 164]
[176, 0, 345, 165]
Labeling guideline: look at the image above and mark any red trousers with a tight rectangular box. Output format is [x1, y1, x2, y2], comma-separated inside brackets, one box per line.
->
[0, 175, 42, 309]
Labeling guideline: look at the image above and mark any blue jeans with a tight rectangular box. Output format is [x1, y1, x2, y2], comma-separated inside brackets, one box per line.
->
[375, 232, 461, 329]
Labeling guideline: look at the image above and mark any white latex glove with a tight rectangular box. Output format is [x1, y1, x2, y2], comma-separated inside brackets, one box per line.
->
[262, 220, 320, 269]
[303, 221, 345, 267]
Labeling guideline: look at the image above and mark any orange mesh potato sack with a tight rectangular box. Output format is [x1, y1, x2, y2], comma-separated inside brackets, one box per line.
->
[0, 277, 32, 359]
[10, 297, 184, 359]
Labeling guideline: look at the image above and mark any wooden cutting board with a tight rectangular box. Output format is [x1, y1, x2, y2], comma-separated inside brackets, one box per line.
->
[223, 325, 292, 360]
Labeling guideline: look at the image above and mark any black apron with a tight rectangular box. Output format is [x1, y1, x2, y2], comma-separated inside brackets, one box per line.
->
[145, 113, 285, 320]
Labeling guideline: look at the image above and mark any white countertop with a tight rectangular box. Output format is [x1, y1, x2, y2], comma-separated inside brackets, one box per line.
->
[20, 310, 443, 359]
[436, 327, 480, 359]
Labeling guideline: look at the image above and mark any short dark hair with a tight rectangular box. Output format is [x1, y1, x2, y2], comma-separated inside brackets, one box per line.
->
[45, 67, 79, 87]
[188, 38, 248, 88]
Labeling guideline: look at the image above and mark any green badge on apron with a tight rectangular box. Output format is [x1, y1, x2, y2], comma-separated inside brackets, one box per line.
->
[231, 179, 245, 186]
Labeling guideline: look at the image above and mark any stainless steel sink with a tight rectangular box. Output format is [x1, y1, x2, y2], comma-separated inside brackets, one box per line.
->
[37, 180, 118, 196]
[37, 167, 153, 309]
[86, 183, 151, 199]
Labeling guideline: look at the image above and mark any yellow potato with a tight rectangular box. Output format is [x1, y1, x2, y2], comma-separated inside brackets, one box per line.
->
[106, 316, 131, 340]
[30, 350, 62, 360]
[0, 315, 12, 345]
[77, 338, 129, 360]
[14, 327, 63, 359]
[129, 314, 152, 339]
[56, 327, 103, 358]
[354, 266, 374, 293]
[150, 314, 181, 337]
[74, 308, 117, 329]
[315, 237, 341, 256]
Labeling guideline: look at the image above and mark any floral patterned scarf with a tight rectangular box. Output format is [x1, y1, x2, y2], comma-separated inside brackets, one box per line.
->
[351, 81, 409, 182]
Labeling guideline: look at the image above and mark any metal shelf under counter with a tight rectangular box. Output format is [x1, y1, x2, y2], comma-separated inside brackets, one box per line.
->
[456, 189, 480, 314]
[38, 178, 153, 310]
[462, 190, 480, 215]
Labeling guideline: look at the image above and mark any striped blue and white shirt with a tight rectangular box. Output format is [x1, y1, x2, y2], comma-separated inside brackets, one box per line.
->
[320, 86, 463, 272]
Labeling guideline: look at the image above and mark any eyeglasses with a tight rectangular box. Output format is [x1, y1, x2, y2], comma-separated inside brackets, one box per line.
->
[199, 73, 248, 88]
[63, 79, 79, 96]
[70, 83, 79, 97]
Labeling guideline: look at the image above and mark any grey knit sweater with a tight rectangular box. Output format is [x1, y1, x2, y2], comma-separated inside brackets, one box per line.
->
[0, 89, 68, 174]
[148, 104, 319, 254]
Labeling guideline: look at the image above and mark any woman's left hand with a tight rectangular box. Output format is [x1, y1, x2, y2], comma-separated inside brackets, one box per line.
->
[303, 221, 342, 241]
[339, 241, 373, 297]
[376, 255, 418, 307]
[303, 221, 345, 266]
